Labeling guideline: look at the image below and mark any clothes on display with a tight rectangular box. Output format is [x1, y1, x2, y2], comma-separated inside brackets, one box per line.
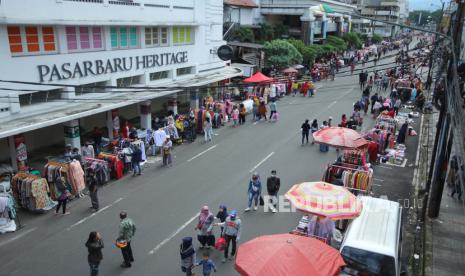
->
[82, 157, 110, 185]
[0, 179, 17, 233]
[97, 152, 124, 179]
[341, 150, 366, 166]
[153, 128, 167, 147]
[11, 172, 56, 211]
[68, 160, 86, 196]
[323, 164, 373, 194]
[44, 160, 73, 200]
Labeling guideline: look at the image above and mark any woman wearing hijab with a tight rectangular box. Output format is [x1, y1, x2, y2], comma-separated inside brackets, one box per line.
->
[180, 237, 196, 276]
[196, 206, 215, 249]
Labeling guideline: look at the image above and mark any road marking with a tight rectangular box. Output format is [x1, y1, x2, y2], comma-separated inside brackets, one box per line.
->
[249, 152, 275, 173]
[373, 184, 382, 187]
[374, 178, 385, 182]
[67, 197, 124, 231]
[378, 165, 393, 170]
[253, 121, 259, 125]
[328, 101, 337, 108]
[187, 145, 217, 162]
[148, 213, 198, 255]
[0, 227, 37, 248]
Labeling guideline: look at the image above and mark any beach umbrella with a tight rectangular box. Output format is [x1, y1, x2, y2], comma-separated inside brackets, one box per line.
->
[312, 127, 369, 149]
[235, 233, 345, 276]
[285, 181, 363, 220]
[243, 72, 273, 83]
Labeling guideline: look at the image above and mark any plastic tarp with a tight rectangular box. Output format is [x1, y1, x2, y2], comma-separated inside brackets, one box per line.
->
[243, 72, 273, 83]
[235, 233, 345, 276]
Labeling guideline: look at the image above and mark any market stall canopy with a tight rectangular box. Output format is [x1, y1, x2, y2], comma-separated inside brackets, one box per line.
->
[235, 233, 345, 276]
[282, 67, 298, 74]
[285, 181, 363, 220]
[312, 127, 369, 149]
[243, 72, 274, 83]
[293, 64, 305, 69]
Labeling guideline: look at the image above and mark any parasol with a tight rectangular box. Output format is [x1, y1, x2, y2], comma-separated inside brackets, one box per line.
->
[243, 72, 274, 83]
[285, 181, 363, 220]
[235, 233, 345, 276]
[312, 127, 369, 149]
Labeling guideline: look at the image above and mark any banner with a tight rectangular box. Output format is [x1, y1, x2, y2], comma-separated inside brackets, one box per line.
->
[112, 109, 120, 138]
[14, 134, 28, 171]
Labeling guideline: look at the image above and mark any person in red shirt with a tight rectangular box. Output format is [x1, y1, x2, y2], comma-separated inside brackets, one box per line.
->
[387, 108, 396, 118]
[340, 114, 347, 128]
[368, 141, 379, 163]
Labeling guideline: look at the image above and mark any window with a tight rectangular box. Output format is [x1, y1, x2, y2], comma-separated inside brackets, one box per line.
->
[145, 27, 169, 47]
[172, 26, 193, 45]
[149, 70, 170, 81]
[111, 26, 139, 49]
[66, 26, 103, 51]
[117, 75, 141, 87]
[176, 66, 194, 76]
[7, 26, 56, 55]
[19, 90, 62, 106]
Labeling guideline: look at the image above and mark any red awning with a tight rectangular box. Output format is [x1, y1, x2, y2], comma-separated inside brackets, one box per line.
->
[243, 72, 274, 83]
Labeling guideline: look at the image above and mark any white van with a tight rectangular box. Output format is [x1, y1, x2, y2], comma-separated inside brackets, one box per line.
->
[339, 196, 403, 276]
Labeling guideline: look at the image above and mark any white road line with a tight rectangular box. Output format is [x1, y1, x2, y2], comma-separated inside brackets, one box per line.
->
[187, 145, 217, 162]
[328, 101, 337, 108]
[67, 197, 124, 231]
[378, 165, 393, 170]
[148, 213, 198, 255]
[374, 178, 385, 182]
[373, 184, 382, 187]
[0, 227, 37, 248]
[249, 152, 275, 173]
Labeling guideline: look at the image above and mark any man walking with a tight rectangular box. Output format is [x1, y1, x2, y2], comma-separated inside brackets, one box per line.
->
[301, 119, 311, 145]
[266, 170, 281, 213]
[216, 210, 241, 263]
[88, 171, 99, 212]
[117, 211, 136, 268]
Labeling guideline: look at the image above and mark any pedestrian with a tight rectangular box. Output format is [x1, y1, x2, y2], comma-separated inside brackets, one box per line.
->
[204, 117, 212, 142]
[87, 171, 99, 212]
[339, 114, 347, 128]
[180, 237, 196, 276]
[162, 136, 173, 166]
[216, 210, 241, 263]
[269, 100, 277, 121]
[350, 62, 355, 75]
[394, 98, 401, 115]
[86, 231, 104, 276]
[363, 97, 369, 115]
[258, 101, 267, 121]
[245, 173, 261, 212]
[92, 127, 103, 155]
[301, 119, 311, 145]
[55, 176, 70, 215]
[239, 103, 246, 125]
[196, 252, 217, 276]
[130, 144, 142, 176]
[328, 117, 333, 127]
[215, 205, 228, 236]
[308, 80, 315, 97]
[82, 141, 95, 159]
[117, 211, 136, 268]
[370, 93, 378, 114]
[266, 170, 281, 213]
[232, 106, 239, 128]
[292, 81, 299, 96]
[252, 98, 259, 121]
[196, 206, 215, 249]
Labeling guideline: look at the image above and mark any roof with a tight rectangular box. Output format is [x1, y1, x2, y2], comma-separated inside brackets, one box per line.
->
[341, 196, 401, 257]
[224, 0, 258, 8]
[228, 41, 264, 49]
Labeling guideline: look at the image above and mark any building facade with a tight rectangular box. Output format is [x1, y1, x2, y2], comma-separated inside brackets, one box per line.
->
[0, 0, 241, 169]
[356, 0, 403, 38]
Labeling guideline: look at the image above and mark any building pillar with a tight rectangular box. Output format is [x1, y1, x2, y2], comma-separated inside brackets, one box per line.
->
[140, 101, 152, 130]
[309, 21, 315, 45]
[64, 120, 81, 152]
[106, 109, 121, 140]
[8, 135, 28, 171]
[190, 89, 199, 110]
[167, 97, 178, 115]
[322, 18, 328, 39]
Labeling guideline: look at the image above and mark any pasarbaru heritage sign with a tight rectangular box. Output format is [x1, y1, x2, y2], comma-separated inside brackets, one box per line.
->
[37, 51, 188, 82]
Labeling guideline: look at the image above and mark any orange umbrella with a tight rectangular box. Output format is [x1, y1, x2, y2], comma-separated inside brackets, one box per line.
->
[235, 233, 345, 276]
[312, 127, 368, 149]
[285, 181, 363, 220]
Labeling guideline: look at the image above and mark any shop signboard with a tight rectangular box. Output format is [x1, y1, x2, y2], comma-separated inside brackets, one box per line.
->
[313, 21, 322, 35]
[14, 134, 28, 171]
[64, 125, 80, 139]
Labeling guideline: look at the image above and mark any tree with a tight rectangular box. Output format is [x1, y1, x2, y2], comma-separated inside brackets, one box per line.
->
[408, 9, 442, 26]
[326, 35, 348, 52]
[274, 24, 289, 39]
[236, 27, 254, 42]
[343, 32, 363, 49]
[371, 33, 383, 44]
[287, 39, 316, 64]
[263, 39, 303, 69]
[259, 23, 275, 41]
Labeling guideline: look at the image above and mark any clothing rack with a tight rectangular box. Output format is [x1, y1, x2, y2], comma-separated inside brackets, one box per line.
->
[323, 164, 373, 195]
[97, 152, 124, 179]
[11, 172, 56, 212]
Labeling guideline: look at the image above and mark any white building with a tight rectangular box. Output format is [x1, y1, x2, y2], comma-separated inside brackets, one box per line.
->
[0, 0, 241, 169]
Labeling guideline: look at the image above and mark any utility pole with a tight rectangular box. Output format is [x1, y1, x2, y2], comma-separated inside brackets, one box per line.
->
[428, 0, 465, 218]
[425, 1, 445, 91]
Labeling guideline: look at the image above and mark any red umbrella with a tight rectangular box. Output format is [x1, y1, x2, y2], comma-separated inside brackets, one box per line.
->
[312, 127, 368, 149]
[235, 233, 345, 276]
[243, 72, 274, 83]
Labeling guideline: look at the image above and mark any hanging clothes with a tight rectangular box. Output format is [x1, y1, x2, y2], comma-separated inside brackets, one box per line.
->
[10, 173, 56, 211]
[68, 160, 85, 195]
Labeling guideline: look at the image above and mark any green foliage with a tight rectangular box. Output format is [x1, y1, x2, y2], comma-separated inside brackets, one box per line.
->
[343, 32, 363, 49]
[236, 27, 254, 43]
[274, 24, 289, 39]
[371, 34, 383, 44]
[263, 39, 303, 69]
[408, 9, 442, 26]
[326, 35, 348, 52]
[259, 23, 275, 40]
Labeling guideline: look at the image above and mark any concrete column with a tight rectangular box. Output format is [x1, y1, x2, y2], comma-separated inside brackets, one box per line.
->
[322, 19, 328, 39]
[61, 86, 75, 99]
[64, 120, 81, 152]
[140, 101, 152, 130]
[106, 110, 114, 140]
[309, 21, 315, 45]
[190, 89, 200, 110]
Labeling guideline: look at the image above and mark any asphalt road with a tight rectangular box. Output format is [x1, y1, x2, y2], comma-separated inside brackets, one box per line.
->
[0, 52, 413, 276]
